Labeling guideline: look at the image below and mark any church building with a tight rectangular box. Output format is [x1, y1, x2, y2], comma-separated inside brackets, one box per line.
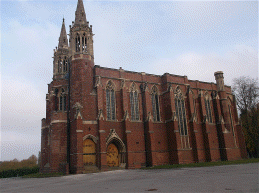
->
[41, 0, 247, 174]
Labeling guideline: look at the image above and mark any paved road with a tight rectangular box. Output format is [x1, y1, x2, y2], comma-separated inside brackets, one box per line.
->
[1, 163, 258, 193]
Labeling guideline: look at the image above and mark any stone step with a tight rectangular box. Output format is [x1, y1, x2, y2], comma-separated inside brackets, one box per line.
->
[83, 166, 99, 174]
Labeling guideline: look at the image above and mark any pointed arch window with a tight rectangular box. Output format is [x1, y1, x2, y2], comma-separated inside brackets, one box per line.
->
[63, 57, 68, 72]
[130, 83, 139, 121]
[175, 87, 188, 136]
[82, 33, 87, 52]
[192, 97, 197, 115]
[58, 58, 62, 73]
[151, 86, 160, 122]
[75, 34, 80, 52]
[106, 81, 116, 120]
[55, 88, 59, 111]
[204, 93, 213, 123]
[59, 89, 66, 111]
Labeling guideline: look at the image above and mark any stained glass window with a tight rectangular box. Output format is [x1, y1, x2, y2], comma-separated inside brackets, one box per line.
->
[204, 94, 212, 123]
[106, 81, 116, 120]
[130, 84, 139, 121]
[151, 86, 160, 122]
[175, 88, 188, 136]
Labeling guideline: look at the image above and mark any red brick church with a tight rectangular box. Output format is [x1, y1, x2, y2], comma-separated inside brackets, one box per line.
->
[41, 0, 247, 174]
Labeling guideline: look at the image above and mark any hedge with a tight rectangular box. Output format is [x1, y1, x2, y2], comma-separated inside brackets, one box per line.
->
[0, 166, 39, 178]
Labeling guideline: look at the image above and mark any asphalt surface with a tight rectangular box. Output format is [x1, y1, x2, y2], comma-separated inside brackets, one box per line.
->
[1, 163, 258, 193]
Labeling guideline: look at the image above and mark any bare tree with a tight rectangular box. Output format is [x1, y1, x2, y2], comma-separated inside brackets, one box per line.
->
[232, 76, 259, 158]
[232, 76, 259, 112]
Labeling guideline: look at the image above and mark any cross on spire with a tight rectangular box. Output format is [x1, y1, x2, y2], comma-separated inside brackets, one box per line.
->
[75, 0, 87, 26]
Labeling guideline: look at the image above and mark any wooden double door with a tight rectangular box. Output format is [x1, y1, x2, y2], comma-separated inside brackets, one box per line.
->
[83, 139, 96, 166]
[107, 143, 119, 167]
[83, 140, 121, 167]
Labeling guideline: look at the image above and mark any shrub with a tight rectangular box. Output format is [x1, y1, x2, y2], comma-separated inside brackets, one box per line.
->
[0, 166, 39, 178]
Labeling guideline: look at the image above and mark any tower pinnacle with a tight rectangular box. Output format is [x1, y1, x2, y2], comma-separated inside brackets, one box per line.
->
[75, 0, 87, 26]
[58, 19, 68, 49]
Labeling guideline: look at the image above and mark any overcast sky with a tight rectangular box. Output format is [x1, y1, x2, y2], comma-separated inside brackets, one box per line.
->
[1, 0, 258, 161]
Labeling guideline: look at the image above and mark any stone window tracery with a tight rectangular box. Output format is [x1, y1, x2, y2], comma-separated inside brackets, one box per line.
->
[204, 93, 213, 123]
[55, 88, 59, 111]
[63, 57, 68, 72]
[151, 86, 160, 122]
[82, 33, 87, 52]
[106, 81, 116, 120]
[130, 83, 139, 121]
[58, 58, 62, 73]
[75, 33, 80, 52]
[59, 89, 66, 111]
[175, 87, 188, 136]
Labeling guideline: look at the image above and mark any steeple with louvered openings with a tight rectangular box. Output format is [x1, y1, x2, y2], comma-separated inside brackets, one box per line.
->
[58, 18, 68, 49]
[53, 19, 69, 80]
[69, 0, 94, 59]
[75, 0, 87, 26]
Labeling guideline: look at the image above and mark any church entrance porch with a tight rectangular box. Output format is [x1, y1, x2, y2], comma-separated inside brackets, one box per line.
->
[105, 129, 127, 168]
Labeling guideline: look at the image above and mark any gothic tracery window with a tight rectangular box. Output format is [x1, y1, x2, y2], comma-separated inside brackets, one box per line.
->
[106, 81, 116, 120]
[130, 83, 139, 121]
[151, 86, 160, 122]
[175, 87, 188, 136]
[55, 88, 59, 111]
[204, 93, 213, 123]
[58, 58, 62, 73]
[63, 57, 68, 72]
[75, 33, 80, 52]
[59, 89, 66, 111]
[82, 33, 87, 52]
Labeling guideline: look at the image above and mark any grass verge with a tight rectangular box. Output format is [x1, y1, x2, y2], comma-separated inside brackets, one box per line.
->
[22, 172, 65, 178]
[143, 158, 259, 169]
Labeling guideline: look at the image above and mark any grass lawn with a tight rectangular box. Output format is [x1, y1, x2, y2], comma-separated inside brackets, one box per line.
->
[143, 158, 259, 169]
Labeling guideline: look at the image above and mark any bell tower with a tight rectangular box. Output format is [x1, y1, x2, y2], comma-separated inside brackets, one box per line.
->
[68, 0, 97, 174]
[69, 0, 94, 62]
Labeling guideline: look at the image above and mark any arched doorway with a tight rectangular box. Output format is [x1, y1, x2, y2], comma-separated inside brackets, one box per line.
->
[83, 139, 96, 166]
[106, 129, 126, 168]
[107, 143, 119, 167]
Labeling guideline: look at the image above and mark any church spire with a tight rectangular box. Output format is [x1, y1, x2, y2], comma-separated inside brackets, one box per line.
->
[58, 18, 68, 49]
[75, 0, 87, 26]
